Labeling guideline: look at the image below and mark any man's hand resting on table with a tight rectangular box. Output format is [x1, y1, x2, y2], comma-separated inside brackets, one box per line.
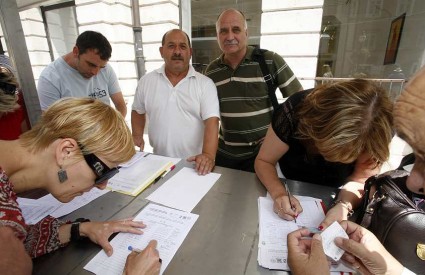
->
[187, 153, 215, 175]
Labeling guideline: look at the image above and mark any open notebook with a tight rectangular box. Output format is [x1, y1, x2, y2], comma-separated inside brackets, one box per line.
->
[107, 153, 173, 196]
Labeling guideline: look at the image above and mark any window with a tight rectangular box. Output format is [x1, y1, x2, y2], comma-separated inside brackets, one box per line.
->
[41, 1, 78, 61]
[366, 0, 383, 18]
[319, 0, 425, 80]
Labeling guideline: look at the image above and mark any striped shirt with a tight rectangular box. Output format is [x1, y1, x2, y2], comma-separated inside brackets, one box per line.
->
[205, 46, 302, 159]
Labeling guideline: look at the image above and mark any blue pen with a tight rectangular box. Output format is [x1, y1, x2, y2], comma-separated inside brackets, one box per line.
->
[128, 245, 142, 253]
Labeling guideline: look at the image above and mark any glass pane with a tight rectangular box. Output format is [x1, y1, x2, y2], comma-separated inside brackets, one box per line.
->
[319, 0, 424, 81]
[45, 6, 78, 59]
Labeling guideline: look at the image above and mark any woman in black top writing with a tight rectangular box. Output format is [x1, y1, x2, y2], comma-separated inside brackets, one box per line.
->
[255, 79, 393, 229]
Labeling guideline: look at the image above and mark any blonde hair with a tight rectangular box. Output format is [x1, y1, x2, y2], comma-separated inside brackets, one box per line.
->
[0, 68, 19, 116]
[297, 79, 393, 165]
[20, 98, 135, 163]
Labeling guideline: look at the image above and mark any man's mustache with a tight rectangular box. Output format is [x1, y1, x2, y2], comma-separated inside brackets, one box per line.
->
[224, 40, 238, 45]
[171, 56, 184, 60]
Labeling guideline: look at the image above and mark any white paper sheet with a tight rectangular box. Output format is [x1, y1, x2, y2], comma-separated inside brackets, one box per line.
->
[146, 154, 181, 167]
[17, 198, 61, 225]
[320, 221, 349, 261]
[17, 188, 109, 224]
[120, 152, 181, 169]
[257, 195, 353, 273]
[146, 167, 221, 212]
[84, 203, 198, 275]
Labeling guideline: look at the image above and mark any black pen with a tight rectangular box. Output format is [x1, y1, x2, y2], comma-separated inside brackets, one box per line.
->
[153, 170, 167, 183]
[284, 180, 297, 223]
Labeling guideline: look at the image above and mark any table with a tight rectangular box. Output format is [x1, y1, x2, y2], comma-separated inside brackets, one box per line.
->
[32, 163, 338, 275]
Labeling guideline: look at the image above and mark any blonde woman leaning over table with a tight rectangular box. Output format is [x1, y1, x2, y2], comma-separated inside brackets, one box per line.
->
[0, 98, 160, 274]
[255, 79, 393, 229]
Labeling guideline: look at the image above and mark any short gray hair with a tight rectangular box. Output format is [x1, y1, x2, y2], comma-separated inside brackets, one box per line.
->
[216, 9, 248, 33]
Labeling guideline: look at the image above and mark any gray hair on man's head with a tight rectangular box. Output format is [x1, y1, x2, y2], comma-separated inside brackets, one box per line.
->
[215, 8, 248, 33]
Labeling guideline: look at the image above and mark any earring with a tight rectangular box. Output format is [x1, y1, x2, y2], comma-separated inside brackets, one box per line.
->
[58, 166, 68, 183]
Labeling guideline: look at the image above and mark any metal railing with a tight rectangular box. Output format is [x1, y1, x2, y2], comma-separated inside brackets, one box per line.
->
[299, 77, 407, 101]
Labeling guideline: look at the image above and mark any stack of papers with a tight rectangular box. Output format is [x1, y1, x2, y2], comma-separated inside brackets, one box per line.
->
[107, 152, 175, 196]
[18, 188, 109, 224]
[257, 195, 352, 273]
[84, 203, 198, 275]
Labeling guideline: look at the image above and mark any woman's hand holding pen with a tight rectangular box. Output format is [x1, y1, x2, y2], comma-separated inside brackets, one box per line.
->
[273, 194, 303, 221]
[123, 240, 161, 275]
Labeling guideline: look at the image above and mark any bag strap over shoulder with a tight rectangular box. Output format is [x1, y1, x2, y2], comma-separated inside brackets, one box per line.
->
[398, 152, 415, 170]
[251, 47, 279, 111]
[358, 171, 415, 227]
[357, 175, 377, 226]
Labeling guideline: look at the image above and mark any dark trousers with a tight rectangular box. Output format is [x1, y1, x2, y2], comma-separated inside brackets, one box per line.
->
[215, 153, 257, 173]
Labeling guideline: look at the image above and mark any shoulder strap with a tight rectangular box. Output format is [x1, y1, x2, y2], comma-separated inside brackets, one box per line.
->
[251, 47, 279, 111]
[397, 152, 415, 170]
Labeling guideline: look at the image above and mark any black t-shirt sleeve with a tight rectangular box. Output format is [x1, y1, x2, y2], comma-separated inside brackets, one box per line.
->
[272, 89, 312, 144]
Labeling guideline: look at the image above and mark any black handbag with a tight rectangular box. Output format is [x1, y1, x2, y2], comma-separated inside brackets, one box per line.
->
[357, 169, 425, 273]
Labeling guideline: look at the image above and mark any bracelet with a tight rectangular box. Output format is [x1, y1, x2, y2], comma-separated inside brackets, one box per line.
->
[70, 218, 90, 242]
[331, 200, 354, 217]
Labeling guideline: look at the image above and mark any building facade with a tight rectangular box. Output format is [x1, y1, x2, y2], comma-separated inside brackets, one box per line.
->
[1, 0, 424, 122]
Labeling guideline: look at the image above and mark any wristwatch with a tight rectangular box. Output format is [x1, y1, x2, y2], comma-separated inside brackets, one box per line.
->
[70, 218, 90, 242]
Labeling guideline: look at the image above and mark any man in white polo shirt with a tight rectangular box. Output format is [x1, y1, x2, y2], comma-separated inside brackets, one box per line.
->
[131, 29, 219, 175]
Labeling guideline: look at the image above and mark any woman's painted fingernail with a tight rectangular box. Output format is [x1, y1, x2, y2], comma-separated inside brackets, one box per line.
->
[318, 225, 323, 231]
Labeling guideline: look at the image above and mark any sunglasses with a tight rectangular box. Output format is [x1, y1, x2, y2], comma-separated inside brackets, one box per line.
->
[0, 82, 17, 95]
[79, 144, 120, 185]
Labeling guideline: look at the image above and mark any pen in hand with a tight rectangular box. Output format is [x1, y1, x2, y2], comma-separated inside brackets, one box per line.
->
[284, 180, 297, 223]
[128, 245, 163, 263]
[128, 245, 142, 253]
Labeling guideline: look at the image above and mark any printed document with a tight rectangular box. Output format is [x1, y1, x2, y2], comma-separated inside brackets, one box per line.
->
[257, 195, 353, 273]
[84, 203, 198, 275]
[107, 152, 174, 196]
[146, 167, 221, 212]
[18, 188, 109, 224]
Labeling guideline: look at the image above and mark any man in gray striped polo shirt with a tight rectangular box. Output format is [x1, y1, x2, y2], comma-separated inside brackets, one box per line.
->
[205, 8, 303, 172]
